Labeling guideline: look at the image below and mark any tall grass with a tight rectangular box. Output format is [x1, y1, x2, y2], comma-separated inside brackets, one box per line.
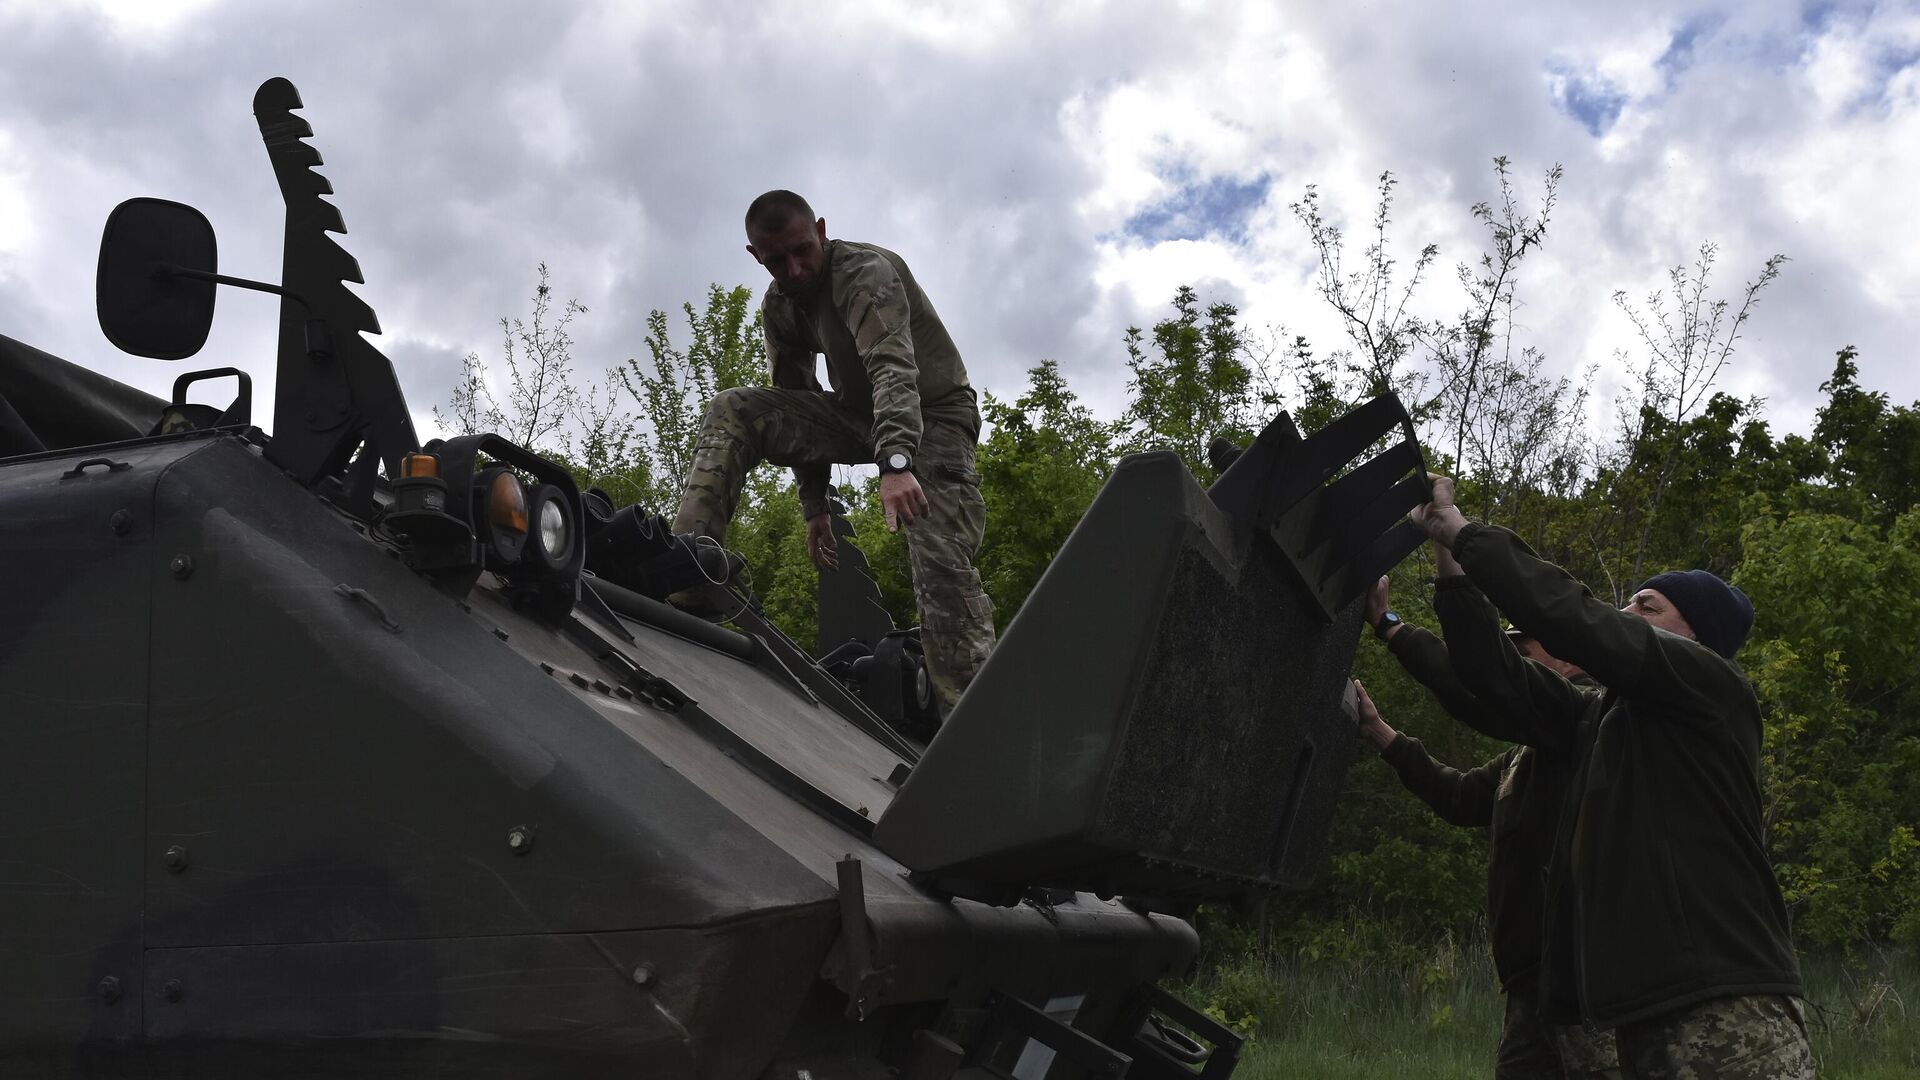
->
[1179, 933, 1916, 1079]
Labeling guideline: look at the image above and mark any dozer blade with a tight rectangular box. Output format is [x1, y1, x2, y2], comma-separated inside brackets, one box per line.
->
[872, 394, 1427, 898]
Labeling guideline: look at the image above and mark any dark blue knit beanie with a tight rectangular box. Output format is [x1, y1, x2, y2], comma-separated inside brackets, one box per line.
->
[1638, 569, 1754, 659]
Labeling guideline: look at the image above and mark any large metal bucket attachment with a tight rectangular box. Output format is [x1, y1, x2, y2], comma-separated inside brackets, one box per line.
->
[873, 395, 1426, 898]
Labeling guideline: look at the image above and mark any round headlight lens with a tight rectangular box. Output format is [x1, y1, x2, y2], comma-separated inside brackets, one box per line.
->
[539, 497, 568, 560]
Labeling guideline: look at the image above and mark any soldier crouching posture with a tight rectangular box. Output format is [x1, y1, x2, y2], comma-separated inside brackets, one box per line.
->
[670, 190, 996, 712]
[1414, 474, 1813, 1079]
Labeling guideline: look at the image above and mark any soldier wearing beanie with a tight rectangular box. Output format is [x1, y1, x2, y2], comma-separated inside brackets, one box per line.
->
[1412, 474, 1812, 1079]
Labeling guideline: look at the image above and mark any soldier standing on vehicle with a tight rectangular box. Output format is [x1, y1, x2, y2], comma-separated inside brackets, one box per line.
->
[669, 190, 995, 713]
[1356, 573, 1620, 1079]
[1412, 474, 1812, 1078]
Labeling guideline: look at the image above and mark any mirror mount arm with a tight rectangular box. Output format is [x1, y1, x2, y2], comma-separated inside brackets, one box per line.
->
[157, 264, 333, 363]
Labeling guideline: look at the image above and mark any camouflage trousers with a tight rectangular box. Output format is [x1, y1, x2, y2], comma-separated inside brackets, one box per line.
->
[1499, 978, 1621, 1079]
[1615, 995, 1813, 1079]
[672, 386, 996, 712]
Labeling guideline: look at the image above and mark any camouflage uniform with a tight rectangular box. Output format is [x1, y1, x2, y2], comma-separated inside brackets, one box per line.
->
[1615, 995, 1813, 1079]
[673, 239, 995, 711]
[1553, 1022, 1623, 1079]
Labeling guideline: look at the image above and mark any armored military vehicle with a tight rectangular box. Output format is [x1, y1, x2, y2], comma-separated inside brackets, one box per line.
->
[0, 78, 1429, 1078]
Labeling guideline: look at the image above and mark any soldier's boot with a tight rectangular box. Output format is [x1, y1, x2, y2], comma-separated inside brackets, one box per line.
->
[665, 536, 748, 624]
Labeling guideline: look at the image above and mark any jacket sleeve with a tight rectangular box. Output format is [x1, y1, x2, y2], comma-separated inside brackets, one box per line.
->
[763, 295, 832, 519]
[832, 250, 923, 462]
[1379, 736, 1505, 828]
[1384, 623, 1485, 725]
[1432, 575, 1590, 752]
[1453, 523, 1749, 723]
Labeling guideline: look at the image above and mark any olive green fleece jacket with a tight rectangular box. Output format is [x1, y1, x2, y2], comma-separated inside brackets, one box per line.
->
[762, 239, 979, 518]
[1450, 522, 1802, 1028]
[1379, 603, 1591, 992]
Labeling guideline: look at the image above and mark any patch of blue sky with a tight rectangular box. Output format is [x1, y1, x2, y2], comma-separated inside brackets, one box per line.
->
[1852, 44, 1920, 115]
[1546, 61, 1628, 137]
[1656, 14, 1723, 80]
[1799, 0, 1843, 34]
[1122, 172, 1272, 245]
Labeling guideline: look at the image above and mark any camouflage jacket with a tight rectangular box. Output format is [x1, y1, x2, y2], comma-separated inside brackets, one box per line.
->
[762, 239, 979, 518]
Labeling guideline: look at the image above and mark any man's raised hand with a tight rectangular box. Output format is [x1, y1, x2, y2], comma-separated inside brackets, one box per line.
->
[1366, 574, 1392, 625]
[1352, 679, 1398, 752]
[1411, 472, 1468, 549]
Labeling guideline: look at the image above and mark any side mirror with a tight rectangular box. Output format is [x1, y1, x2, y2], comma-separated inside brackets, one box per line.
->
[96, 198, 218, 360]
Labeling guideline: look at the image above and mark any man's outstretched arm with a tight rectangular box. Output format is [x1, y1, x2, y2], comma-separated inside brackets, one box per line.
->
[1430, 560, 1591, 752]
[1355, 679, 1503, 828]
[1369, 574, 1561, 746]
[1417, 477, 1746, 719]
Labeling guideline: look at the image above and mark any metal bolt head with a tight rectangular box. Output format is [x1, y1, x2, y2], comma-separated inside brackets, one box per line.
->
[169, 554, 194, 580]
[163, 846, 189, 873]
[630, 964, 654, 987]
[163, 979, 183, 1004]
[98, 976, 121, 1004]
[109, 510, 132, 536]
[506, 826, 534, 855]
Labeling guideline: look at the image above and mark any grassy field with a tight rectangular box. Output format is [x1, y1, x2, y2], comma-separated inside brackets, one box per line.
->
[1182, 941, 1916, 1079]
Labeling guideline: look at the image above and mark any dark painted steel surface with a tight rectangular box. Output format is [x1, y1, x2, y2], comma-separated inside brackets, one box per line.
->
[142, 438, 838, 948]
[0, 332, 164, 451]
[1208, 396, 1429, 620]
[0, 443, 164, 1059]
[252, 78, 417, 485]
[875, 450, 1363, 897]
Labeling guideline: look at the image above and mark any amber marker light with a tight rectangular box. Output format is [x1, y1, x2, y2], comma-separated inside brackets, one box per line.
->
[474, 466, 532, 568]
[488, 470, 528, 537]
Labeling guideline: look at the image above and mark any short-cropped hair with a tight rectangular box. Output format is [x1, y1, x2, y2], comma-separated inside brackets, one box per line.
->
[745, 190, 816, 237]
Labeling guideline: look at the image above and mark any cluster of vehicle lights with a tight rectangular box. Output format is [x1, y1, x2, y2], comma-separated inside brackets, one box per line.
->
[395, 451, 571, 573]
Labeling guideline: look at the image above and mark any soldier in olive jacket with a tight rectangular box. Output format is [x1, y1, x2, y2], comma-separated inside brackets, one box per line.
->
[1358, 573, 1617, 1078]
[1414, 474, 1812, 1079]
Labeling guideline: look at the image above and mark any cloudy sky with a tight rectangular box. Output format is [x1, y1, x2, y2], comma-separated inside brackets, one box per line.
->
[1, 0, 1914, 459]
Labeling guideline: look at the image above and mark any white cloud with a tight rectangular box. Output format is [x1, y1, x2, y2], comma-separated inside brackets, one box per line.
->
[0, 0, 1914, 475]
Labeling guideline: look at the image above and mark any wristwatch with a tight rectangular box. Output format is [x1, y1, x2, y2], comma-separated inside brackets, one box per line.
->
[1373, 611, 1403, 641]
[879, 451, 913, 475]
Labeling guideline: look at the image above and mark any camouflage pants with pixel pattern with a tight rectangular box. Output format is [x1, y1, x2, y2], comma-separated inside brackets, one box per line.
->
[1615, 994, 1813, 1079]
[1553, 1020, 1623, 1079]
[1499, 977, 1621, 1079]
[672, 387, 996, 712]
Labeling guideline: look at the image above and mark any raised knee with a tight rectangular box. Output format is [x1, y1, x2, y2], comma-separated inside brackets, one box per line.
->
[705, 386, 755, 423]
